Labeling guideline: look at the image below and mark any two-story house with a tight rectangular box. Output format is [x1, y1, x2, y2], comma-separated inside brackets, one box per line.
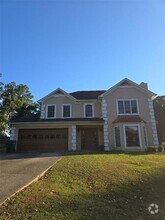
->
[10, 78, 159, 152]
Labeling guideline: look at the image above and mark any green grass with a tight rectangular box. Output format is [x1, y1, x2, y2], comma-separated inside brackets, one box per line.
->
[0, 153, 165, 220]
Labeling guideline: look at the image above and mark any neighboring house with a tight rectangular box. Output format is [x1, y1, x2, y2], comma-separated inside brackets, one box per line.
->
[10, 78, 159, 152]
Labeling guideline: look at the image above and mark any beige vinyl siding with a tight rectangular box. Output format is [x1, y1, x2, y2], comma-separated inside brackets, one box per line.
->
[42, 96, 102, 118]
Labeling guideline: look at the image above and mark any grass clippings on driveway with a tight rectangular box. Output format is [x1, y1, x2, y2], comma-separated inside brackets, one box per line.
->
[0, 153, 165, 220]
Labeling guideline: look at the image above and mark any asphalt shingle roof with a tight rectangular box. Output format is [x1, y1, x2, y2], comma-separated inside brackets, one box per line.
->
[11, 114, 104, 123]
[112, 116, 146, 124]
[70, 90, 106, 99]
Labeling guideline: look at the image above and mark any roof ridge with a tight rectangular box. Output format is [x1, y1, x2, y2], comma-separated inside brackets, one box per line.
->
[70, 90, 106, 100]
[70, 90, 106, 93]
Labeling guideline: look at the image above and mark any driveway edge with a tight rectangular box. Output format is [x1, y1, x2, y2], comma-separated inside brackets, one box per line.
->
[0, 157, 62, 208]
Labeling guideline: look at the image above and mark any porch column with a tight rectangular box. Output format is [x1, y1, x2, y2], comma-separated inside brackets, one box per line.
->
[71, 125, 77, 151]
[102, 99, 110, 151]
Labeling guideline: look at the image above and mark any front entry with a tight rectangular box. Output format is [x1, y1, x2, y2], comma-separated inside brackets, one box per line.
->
[81, 128, 98, 150]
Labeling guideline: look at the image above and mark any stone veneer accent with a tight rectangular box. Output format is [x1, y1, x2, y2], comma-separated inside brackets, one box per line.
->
[102, 98, 110, 151]
[40, 104, 45, 119]
[10, 127, 16, 141]
[148, 98, 159, 147]
[71, 125, 76, 151]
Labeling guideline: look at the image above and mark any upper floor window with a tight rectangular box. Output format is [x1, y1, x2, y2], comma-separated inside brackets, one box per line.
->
[117, 100, 138, 115]
[47, 105, 56, 118]
[62, 104, 71, 118]
[84, 104, 94, 117]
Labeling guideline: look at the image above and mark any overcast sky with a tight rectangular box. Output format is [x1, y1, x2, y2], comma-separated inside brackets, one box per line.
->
[0, 0, 165, 101]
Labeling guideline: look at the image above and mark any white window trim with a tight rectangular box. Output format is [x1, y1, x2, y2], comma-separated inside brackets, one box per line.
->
[114, 126, 121, 148]
[46, 104, 56, 119]
[62, 104, 72, 118]
[84, 103, 94, 118]
[116, 99, 139, 115]
[123, 124, 142, 148]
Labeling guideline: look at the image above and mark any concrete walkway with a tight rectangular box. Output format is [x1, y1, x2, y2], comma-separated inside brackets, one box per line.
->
[0, 153, 61, 205]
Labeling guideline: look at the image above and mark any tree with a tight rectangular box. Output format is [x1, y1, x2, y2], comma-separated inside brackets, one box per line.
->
[0, 75, 6, 136]
[0, 81, 39, 136]
[153, 96, 165, 144]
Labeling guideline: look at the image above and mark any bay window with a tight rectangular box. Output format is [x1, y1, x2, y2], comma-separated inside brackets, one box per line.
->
[114, 127, 121, 147]
[124, 125, 141, 147]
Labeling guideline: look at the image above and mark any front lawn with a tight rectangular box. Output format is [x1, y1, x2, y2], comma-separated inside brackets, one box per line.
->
[0, 153, 165, 220]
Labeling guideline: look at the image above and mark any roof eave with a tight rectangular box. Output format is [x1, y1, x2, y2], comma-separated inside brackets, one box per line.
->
[11, 120, 104, 126]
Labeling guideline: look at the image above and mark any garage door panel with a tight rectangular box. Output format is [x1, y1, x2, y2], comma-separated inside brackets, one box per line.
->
[18, 129, 68, 152]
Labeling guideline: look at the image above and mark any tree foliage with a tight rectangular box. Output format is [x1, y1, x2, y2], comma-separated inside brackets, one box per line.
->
[153, 96, 165, 143]
[0, 80, 39, 136]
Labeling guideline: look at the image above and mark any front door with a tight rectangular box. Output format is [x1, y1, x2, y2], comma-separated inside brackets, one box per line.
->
[81, 128, 98, 150]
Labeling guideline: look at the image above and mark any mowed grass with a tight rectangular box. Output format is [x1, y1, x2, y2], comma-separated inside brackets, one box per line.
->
[0, 153, 165, 220]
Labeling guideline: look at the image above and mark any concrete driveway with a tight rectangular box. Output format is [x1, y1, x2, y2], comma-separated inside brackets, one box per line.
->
[0, 153, 61, 205]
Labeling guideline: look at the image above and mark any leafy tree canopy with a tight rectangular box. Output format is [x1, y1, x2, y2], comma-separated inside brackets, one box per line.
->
[0, 79, 39, 137]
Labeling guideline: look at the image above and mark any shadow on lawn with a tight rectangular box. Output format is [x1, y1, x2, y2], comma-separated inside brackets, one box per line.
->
[39, 170, 165, 220]
[13, 169, 164, 220]
[1, 150, 164, 160]
[63, 150, 164, 157]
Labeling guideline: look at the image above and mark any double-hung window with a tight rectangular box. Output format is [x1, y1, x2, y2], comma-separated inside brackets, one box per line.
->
[117, 100, 138, 115]
[62, 104, 71, 118]
[143, 126, 148, 146]
[124, 125, 141, 147]
[114, 127, 121, 147]
[84, 104, 93, 117]
[47, 105, 56, 118]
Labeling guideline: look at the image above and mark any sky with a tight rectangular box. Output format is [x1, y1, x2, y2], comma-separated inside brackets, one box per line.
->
[0, 0, 165, 101]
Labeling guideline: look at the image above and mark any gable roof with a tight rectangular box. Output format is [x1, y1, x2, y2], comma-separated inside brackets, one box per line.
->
[38, 88, 76, 102]
[38, 78, 156, 102]
[99, 78, 156, 98]
[70, 90, 106, 100]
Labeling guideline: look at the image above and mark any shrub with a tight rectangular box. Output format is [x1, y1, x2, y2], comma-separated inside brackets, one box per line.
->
[110, 149, 124, 154]
[98, 145, 105, 151]
[158, 145, 165, 152]
[6, 140, 16, 153]
[146, 146, 157, 153]
[0, 139, 7, 153]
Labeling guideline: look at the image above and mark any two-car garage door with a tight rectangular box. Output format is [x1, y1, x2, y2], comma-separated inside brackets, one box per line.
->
[17, 129, 68, 152]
